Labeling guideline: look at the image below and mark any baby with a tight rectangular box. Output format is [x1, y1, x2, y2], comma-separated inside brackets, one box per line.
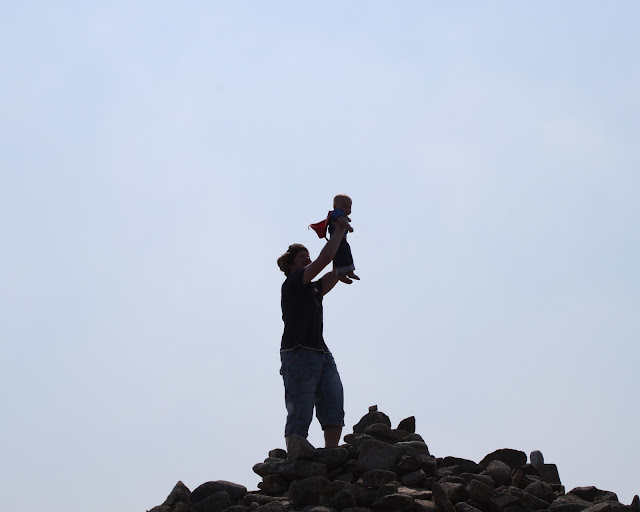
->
[327, 194, 359, 283]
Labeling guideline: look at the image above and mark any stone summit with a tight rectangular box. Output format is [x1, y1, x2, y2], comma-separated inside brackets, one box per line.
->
[148, 406, 639, 512]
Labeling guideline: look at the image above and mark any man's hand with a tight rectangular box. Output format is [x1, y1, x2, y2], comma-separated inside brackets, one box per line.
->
[338, 275, 353, 284]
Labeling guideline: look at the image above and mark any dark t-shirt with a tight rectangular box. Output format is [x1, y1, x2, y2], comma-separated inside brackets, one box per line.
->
[280, 268, 329, 352]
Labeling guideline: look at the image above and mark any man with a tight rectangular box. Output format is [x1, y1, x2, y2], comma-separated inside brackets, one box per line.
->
[276, 224, 350, 450]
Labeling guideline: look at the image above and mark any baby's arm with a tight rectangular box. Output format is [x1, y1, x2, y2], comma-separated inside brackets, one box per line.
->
[336, 214, 354, 233]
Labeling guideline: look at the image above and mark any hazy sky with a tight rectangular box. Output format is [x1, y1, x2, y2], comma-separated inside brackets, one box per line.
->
[1, 2, 639, 511]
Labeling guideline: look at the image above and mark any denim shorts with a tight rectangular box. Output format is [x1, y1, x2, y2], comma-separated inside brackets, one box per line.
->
[280, 348, 345, 437]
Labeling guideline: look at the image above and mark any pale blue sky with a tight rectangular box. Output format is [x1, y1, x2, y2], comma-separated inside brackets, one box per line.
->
[1, 2, 639, 511]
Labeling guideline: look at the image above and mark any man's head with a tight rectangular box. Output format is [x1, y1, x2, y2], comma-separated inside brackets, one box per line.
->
[333, 194, 352, 215]
[277, 244, 311, 276]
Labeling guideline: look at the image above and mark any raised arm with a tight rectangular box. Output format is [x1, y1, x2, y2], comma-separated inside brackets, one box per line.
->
[302, 225, 346, 285]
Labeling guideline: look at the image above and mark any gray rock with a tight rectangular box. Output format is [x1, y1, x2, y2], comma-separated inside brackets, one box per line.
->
[510, 487, 551, 510]
[312, 447, 350, 469]
[241, 495, 289, 506]
[357, 439, 402, 472]
[420, 456, 439, 477]
[489, 491, 520, 512]
[254, 503, 287, 512]
[415, 500, 439, 512]
[397, 455, 421, 475]
[401, 469, 428, 487]
[524, 481, 556, 503]
[253, 461, 286, 477]
[581, 503, 628, 512]
[287, 476, 330, 508]
[225, 506, 251, 512]
[482, 460, 512, 487]
[375, 482, 400, 500]
[306, 508, 336, 512]
[154, 481, 191, 510]
[397, 486, 432, 500]
[530, 451, 544, 468]
[439, 482, 468, 504]
[372, 493, 416, 511]
[460, 473, 496, 488]
[469, 479, 496, 505]
[343, 509, 373, 512]
[540, 464, 562, 485]
[193, 481, 247, 503]
[397, 416, 416, 433]
[404, 433, 426, 442]
[278, 459, 327, 480]
[328, 489, 358, 511]
[192, 491, 234, 512]
[286, 434, 317, 460]
[480, 449, 527, 470]
[257, 475, 289, 494]
[632, 496, 639, 512]
[569, 487, 618, 503]
[361, 469, 398, 488]
[456, 503, 484, 512]
[432, 482, 457, 512]
[397, 441, 430, 458]
[549, 494, 592, 512]
[269, 449, 287, 459]
[364, 423, 399, 444]
[440, 457, 484, 475]
[353, 411, 392, 434]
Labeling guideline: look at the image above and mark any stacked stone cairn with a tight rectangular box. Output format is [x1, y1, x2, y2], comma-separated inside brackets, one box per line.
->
[149, 406, 639, 512]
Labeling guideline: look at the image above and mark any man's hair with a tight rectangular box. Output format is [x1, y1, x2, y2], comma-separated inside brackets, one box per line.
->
[333, 193, 352, 208]
[277, 244, 309, 276]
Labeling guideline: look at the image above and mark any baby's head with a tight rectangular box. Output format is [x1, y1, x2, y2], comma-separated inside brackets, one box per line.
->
[333, 194, 352, 215]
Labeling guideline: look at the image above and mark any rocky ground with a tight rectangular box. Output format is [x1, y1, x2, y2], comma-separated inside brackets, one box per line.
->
[148, 406, 639, 512]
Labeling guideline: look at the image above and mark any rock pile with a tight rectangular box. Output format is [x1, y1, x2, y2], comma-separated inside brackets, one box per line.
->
[149, 406, 639, 512]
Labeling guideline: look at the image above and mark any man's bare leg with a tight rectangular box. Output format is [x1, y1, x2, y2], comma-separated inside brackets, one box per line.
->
[324, 425, 342, 447]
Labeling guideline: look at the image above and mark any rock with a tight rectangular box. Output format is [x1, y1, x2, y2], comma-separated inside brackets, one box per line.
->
[510, 487, 551, 510]
[353, 411, 392, 434]
[191, 491, 234, 512]
[313, 447, 350, 469]
[549, 494, 592, 512]
[397, 455, 421, 475]
[327, 489, 358, 511]
[530, 451, 544, 468]
[357, 439, 402, 472]
[396, 441, 430, 458]
[461, 473, 495, 488]
[482, 460, 511, 487]
[158, 481, 191, 509]
[420, 456, 439, 477]
[524, 481, 556, 503]
[568, 487, 618, 503]
[361, 469, 398, 488]
[306, 508, 336, 512]
[257, 475, 289, 494]
[401, 469, 428, 487]
[278, 459, 327, 480]
[415, 500, 439, 512]
[364, 423, 399, 444]
[397, 486, 432, 500]
[253, 503, 286, 512]
[540, 464, 562, 485]
[397, 416, 416, 433]
[469, 479, 496, 505]
[343, 509, 373, 512]
[192, 481, 247, 503]
[456, 503, 484, 512]
[371, 493, 416, 511]
[581, 503, 628, 512]
[439, 482, 468, 504]
[286, 434, 317, 460]
[632, 496, 640, 512]
[225, 506, 251, 512]
[287, 476, 330, 507]
[253, 461, 286, 477]
[432, 482, 457, 512]
[269, 449, 287, 460]
[440, 457, 484, 475]
[480, 449, 527, 470]
[489, 490, 520, 512]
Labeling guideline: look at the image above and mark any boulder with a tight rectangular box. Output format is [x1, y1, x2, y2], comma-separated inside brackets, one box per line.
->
[480, 449, 527, 470]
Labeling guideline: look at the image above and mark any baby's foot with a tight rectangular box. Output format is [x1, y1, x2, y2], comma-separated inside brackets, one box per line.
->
[338, 274, 353, 284]
[347, 271, 360, 280]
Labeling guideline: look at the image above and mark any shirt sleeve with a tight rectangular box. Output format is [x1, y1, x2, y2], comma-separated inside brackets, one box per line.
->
[330, 208, 345, 221]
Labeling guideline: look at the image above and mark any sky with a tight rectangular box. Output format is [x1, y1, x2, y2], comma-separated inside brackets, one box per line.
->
[1, 2, 639, 511]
